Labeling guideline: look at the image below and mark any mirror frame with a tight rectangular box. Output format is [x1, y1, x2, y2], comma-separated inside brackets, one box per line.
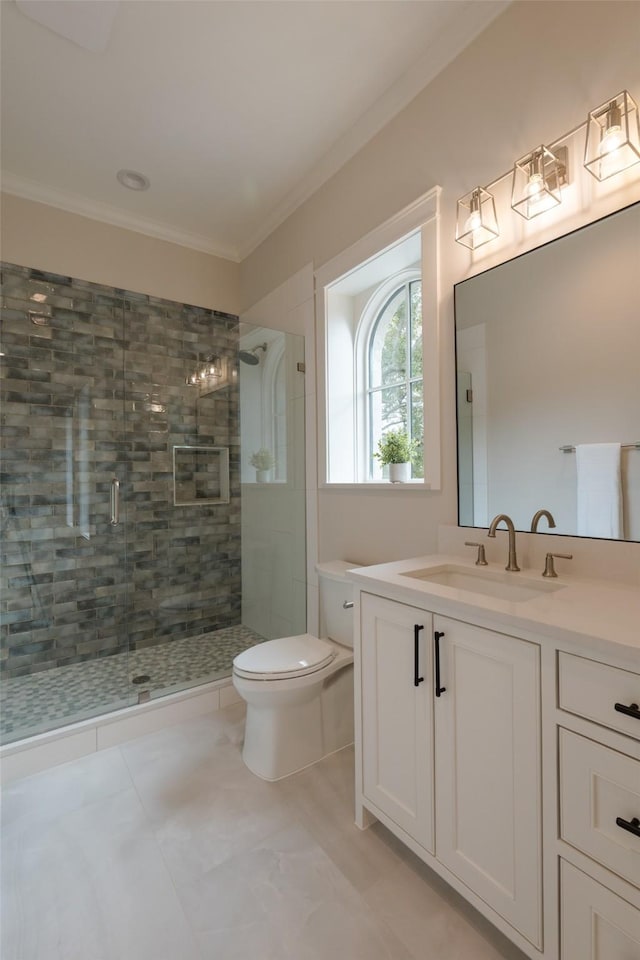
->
[453, 201, 639, 542]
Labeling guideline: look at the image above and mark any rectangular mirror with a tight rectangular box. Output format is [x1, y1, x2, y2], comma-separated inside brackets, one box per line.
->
[455, 202, 639, 541]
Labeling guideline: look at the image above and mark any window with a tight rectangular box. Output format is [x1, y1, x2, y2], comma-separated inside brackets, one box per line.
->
[316, 187, 440, 489]
[367, 277, 423, 479]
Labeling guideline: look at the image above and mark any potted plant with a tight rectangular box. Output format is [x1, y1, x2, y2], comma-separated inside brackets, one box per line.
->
[374, 430, 417, 483]
[250, 448, 275, 482]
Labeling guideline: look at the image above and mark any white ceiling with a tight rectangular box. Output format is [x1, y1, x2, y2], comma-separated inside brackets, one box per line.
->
[1, 0, 508, 261]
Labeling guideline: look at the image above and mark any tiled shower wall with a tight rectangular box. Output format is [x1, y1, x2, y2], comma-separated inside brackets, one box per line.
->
[0, 262, 240, 678]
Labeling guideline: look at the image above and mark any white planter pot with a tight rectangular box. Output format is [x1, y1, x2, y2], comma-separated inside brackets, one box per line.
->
[256, 469, 270, 483]
[388, 462, 411, 483]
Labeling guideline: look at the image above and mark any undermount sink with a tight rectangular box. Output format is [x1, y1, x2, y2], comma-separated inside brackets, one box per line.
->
[400, 564, 566, 603]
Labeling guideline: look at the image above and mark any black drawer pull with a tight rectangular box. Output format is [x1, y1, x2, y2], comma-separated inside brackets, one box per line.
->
[434, 631, 446, 697]
[614, 702, 640, 720]
[615, 816, 640, 838]
[414, 625, 424, 687]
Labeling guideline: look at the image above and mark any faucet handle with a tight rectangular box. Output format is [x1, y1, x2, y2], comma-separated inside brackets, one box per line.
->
[542, 552, 573, 578]
[465, 541, 488, 566]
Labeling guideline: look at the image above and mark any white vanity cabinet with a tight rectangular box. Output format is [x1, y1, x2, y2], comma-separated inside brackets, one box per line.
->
[358, 594, 542, 950]
[353, 556, 640, 960]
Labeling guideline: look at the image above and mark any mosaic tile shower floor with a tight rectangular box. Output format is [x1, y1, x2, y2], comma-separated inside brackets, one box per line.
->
[0, 625, 263, 744]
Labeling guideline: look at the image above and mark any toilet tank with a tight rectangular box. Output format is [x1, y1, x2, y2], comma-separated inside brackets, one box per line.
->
[316, 560, 356, 648]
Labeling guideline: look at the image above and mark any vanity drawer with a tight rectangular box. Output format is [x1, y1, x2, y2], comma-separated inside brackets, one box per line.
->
[560, 728, 640, 888]
[558, 653, 640, 740]
[561, 860, 640, 960]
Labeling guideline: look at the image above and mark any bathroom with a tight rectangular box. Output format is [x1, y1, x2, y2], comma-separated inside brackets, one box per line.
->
[1, 2, 639, 959]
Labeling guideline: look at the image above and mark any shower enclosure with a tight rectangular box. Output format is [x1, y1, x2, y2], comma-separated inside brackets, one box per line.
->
[0, 262, 306, 744]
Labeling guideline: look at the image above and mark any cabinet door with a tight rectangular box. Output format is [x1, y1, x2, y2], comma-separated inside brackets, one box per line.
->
[361, 594, 433, 852]
[562, 860, 640, 959]
[433, 616, 542, 947]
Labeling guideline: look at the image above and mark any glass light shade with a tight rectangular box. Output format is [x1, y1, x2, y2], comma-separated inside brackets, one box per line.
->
[455, 186, 499, 249]
[584, 90, 640, 181]
[511, 145, 566, 220]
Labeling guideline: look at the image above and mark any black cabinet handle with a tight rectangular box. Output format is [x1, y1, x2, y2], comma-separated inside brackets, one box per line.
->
[434, 631, 446, 697]
[414, 625, 424, 686]
[614, 702, 640, 720]
[616, 816, 640, 838]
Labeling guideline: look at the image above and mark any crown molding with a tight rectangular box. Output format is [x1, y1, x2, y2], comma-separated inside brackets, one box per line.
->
[1, 172, 241, 263]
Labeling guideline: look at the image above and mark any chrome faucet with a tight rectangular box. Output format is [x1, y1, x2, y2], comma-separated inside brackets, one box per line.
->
[530, 509, 556, 533]
[487, 514, 520, 571]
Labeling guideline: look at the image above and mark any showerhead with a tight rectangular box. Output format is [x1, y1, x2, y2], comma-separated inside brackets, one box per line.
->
[239, 342, 267, 365]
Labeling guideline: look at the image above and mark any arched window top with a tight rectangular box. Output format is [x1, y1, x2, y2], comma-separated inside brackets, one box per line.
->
[356, 269, 423, 480]
[355, 267, 421, 358]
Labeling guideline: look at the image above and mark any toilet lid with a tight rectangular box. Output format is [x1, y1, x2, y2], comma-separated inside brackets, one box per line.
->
[233, 634, 336, 680]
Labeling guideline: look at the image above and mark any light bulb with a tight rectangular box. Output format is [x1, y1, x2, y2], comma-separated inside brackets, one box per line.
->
[599, 100, 624, 157]
[464, 209, 482, 233]
[456, 187, 498, 248]
[599, 123, 624, 156]
[526, 172, 543, 197]
[463, 190, 483, 237]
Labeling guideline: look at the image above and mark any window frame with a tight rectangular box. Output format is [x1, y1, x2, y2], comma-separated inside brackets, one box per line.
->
[315, 187, 441, 490]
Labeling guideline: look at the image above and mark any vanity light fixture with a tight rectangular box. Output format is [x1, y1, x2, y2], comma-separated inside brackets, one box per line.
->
[455, 88, 639, 249]
[455, 186, 499, 249]
[511, 145, 568, 220]
[584, 90, 640, 181]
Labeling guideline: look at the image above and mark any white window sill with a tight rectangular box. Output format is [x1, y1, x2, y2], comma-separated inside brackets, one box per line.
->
[320, 481, 432, 491]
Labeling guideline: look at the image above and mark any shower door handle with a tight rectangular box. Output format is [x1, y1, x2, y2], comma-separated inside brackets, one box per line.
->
[110, 477, 120, 525]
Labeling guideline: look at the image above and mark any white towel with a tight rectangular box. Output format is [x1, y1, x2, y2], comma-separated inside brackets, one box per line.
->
[575, 443, 622, 538]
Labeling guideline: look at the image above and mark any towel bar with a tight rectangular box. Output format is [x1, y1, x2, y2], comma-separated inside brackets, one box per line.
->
[559, 443, 640, 453]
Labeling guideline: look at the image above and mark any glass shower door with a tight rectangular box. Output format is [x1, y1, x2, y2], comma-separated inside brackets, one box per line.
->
[239, 327, 307, 641]
[0, 266, 134, 743]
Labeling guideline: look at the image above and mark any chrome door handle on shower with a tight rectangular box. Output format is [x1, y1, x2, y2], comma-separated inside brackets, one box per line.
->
[110, 477, 120, 525]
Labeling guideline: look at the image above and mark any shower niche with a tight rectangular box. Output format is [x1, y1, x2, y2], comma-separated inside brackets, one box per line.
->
[173, 446, 230, 505]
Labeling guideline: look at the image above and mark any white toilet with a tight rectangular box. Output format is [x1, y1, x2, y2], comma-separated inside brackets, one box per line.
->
[232, 560, 355, 781]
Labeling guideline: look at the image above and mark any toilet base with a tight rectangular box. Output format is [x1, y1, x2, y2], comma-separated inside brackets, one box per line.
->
[240, 663, 354, 781]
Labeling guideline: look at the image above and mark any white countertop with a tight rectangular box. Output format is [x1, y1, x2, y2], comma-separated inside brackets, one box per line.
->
[347, 554, 640, 664]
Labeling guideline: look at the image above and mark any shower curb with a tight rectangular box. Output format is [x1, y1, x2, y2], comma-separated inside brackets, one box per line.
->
[0, 678, 241, 785]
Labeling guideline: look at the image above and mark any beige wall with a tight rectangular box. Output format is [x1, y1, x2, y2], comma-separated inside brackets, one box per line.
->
[240, 0, 640, 565]
[0, 193, 240, 314]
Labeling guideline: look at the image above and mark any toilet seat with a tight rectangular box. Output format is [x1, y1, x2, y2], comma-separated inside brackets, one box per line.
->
[233, 634, 336, 681]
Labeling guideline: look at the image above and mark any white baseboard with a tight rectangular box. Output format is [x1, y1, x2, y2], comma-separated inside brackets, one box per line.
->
[0, 678, 236, 784]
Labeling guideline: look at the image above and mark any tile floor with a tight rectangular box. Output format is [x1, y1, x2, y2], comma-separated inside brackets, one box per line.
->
[1, 704, 528, 960]
[0, 625, 263, 744]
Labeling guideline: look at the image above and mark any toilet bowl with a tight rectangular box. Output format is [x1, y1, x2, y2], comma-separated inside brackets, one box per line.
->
[232, 560, 355, 781]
